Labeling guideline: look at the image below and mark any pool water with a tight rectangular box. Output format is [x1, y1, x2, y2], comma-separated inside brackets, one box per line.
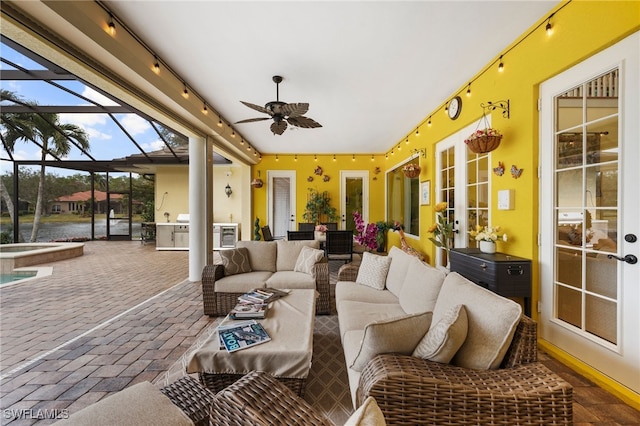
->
[0, 271, 37, 285]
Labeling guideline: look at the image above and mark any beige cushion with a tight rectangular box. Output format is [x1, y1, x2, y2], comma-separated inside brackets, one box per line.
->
[54, 381, 193, 426]
[337, 300, 408, 341]
[276, 240, 320, 271]
[350, 312, 432, 371]
[265, 271, 316, 289]
[294, 246, 325, 276]
[219, 247, 252, 276]
[413, 304, 468, 363]
[385, 246, 413, 297]
[398, 257, 446, 314]
[433, 273, 522, 370]
[214, 271, 273, 293]
[356, 252, 392, 290]
[335, 281, 399, 307]
[237, 241, 277, 272]
[344, 396, 386, 426]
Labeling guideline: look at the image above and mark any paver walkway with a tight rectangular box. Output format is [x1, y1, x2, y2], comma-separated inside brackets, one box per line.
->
[0, 241, 213, 425]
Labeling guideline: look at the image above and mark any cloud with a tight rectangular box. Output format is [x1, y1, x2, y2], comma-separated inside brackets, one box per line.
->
[141, 139, 165, 152]
[121, 114, 151, 136]
[59, 113, 108, 127]
[85, 127, 112, 140]
[81, 87, 119, 106]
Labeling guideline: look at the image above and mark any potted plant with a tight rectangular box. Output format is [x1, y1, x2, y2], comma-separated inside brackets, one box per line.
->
[464, 128, 503, 154]
[402, 163, 421, 179]
[375, 221, 394, 252]
[469, 224, 508, 253]
[302, 188, 339, 224]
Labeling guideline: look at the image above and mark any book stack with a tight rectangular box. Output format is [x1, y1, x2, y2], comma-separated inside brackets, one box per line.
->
[218, 320, 271, 352]
[229, 302, 268, 319]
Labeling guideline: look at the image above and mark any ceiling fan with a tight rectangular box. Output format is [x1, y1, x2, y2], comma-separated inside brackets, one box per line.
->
[236, 76, 322, 135]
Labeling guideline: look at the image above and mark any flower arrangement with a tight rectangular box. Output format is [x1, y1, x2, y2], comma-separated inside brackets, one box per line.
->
[469, 225, 508, 243]
[315, 224, 328, 233]
[402, 163, 421, 178]
[427, 202, 454, 252]
[464, 128, 503, 154]
[353, 210, 378, 251]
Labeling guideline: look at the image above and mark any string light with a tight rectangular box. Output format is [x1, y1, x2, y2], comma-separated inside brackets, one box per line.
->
[498, 55, 504, 72]
[314, 154, 317, 161]
[397, 143, 402, 151]
[466, 83, 471, 97]
[152, 56, 160, 74]
[182, 83, 189, 98]
[352, 154, 355, 161]
[275, 154, 279, 161]
[333, 154, 336, 161]
[202, 103, 208, 114]
[240, 139, 244, 145]
[371, 154, 374, 161]
[107, 14, 116, 36]
[428, 116, 432, 127]
[415, 128, 420, 137]
[545, 18, 553, 36]
[231, 129, 236, 138]
[246, 145, 252, 151]
[294, 154, 298, 161]
[218, 117, 223, 127]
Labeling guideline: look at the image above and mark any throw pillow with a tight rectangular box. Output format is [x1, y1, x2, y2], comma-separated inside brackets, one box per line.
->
[220, 247, 252, 276]
[344, 396, 387, 426]
[293, 246, 325, 276]
[350, 311, 432, 372]
[356, 252, 392, 290]
[412, 304, 468, 363]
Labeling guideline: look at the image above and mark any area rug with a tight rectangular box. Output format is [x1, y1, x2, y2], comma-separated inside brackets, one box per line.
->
[155, 260, 354, 425]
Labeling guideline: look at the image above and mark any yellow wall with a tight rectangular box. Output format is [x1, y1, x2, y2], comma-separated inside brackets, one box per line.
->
[251, 1, 640, 406]
[213, 165, 243, 224]
[154, 166, 189, 223]
[252, 154, 388, 228]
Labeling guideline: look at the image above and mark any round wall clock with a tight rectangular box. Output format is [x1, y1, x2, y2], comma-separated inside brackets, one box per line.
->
[448, 96, 462, 120]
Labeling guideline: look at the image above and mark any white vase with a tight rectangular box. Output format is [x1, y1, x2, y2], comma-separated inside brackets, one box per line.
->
[479, 240, 496, 254]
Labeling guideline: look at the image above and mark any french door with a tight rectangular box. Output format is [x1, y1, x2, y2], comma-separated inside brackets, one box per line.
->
[434, 119, 490, 267]
[539, 33, 639, 393]
[267, 170, 296, 239]
[340, 171, 368, 231]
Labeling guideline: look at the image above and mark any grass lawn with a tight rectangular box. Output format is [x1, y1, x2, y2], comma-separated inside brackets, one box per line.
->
[0, 214, 145, 225]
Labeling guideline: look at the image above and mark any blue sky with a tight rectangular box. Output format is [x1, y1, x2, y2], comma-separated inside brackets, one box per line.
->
[1, 41, 170, 176]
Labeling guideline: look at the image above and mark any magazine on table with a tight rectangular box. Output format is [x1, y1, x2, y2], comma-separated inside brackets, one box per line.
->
[217, 320, 271, 352]
[237, 288, 290, 305]
[229, 302, 268, 319]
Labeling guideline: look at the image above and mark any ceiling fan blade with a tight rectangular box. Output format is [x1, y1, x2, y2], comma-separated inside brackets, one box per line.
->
[270, 120, 288, 135]
[240, 101, 272, 115]
[281, 103, 309, 117]
[235, 117, 271, 124]
[287, 116, 322, 129]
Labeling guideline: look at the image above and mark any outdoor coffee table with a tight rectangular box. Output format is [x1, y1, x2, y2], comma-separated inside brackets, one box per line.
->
[186, 289, 316, 397]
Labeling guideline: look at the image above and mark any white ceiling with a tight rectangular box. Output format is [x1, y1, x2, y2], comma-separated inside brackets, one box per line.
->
[105, 1, 557, 156]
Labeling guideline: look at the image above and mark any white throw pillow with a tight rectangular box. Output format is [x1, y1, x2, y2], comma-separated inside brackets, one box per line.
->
[356, 252, 392, 290]
[219, 247, 252, 276]
[293, 246, 325, 276]
[412, 304, 468, 363]
[350, 312, 432, 372]
[344, 396, 386, 426]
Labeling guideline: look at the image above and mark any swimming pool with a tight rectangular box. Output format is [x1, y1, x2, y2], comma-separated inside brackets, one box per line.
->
[1, 271, 37, 285]
[0, 243, 84, 274]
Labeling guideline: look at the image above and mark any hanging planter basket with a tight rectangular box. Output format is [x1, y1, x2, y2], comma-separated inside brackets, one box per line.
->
[251, 178, 264, 188]
[402, 166, 421, 179]
[466, 134, 502, 154]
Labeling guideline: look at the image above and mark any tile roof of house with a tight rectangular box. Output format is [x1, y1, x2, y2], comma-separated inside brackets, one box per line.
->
[54, 190, 124, 202]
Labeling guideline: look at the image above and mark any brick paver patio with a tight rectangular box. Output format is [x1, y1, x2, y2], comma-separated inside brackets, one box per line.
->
[0, 241, 214, 425]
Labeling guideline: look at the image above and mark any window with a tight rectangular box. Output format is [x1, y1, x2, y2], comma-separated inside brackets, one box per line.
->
[386, 157, 420, 236]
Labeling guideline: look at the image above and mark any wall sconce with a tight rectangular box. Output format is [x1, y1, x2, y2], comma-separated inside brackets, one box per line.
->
[225, 184, 232, 198]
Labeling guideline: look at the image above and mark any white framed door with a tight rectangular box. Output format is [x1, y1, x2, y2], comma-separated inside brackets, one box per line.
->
[539, 33, 639, 393]
[267, 170, 296, 239]
[340, 171, 368, 230]
[434, 119, 489, 267]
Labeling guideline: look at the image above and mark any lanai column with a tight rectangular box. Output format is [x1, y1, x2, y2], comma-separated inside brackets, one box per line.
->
[189, 135, 206, 282]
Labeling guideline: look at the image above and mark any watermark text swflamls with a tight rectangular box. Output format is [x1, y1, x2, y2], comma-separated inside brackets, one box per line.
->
[3, 408, 69, 420]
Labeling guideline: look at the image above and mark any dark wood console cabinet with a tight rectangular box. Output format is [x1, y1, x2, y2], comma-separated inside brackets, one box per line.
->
[449, 248, 532, 316]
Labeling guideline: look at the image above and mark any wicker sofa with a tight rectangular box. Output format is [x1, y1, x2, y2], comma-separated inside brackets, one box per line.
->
[202, 240, 330, 316]
[336, 247, 573, 425]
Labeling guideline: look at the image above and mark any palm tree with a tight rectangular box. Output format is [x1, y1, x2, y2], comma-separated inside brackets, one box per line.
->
[1, 89, 90, 242]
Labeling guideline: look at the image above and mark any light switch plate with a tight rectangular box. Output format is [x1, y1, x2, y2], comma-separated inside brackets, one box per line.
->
[498, 189, 514, 210]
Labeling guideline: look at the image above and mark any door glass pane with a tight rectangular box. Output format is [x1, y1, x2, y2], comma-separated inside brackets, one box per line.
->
[386, 157, 420, 236]
[554, 68, 619, 343]
[345, 177, 363, 231]
[466, 152, 489, 248]
[272, 177, 290, 238]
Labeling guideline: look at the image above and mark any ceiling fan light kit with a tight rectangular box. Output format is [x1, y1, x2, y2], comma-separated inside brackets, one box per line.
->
[236, 75, 322, 135]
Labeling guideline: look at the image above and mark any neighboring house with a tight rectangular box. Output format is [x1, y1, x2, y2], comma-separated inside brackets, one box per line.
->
[51, 190, 133, 215]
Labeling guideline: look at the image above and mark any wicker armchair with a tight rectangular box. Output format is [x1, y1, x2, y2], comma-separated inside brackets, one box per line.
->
[202, 258, 330, 316]
[355, 315, 573, 425]
[164, 372, 333, 426]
